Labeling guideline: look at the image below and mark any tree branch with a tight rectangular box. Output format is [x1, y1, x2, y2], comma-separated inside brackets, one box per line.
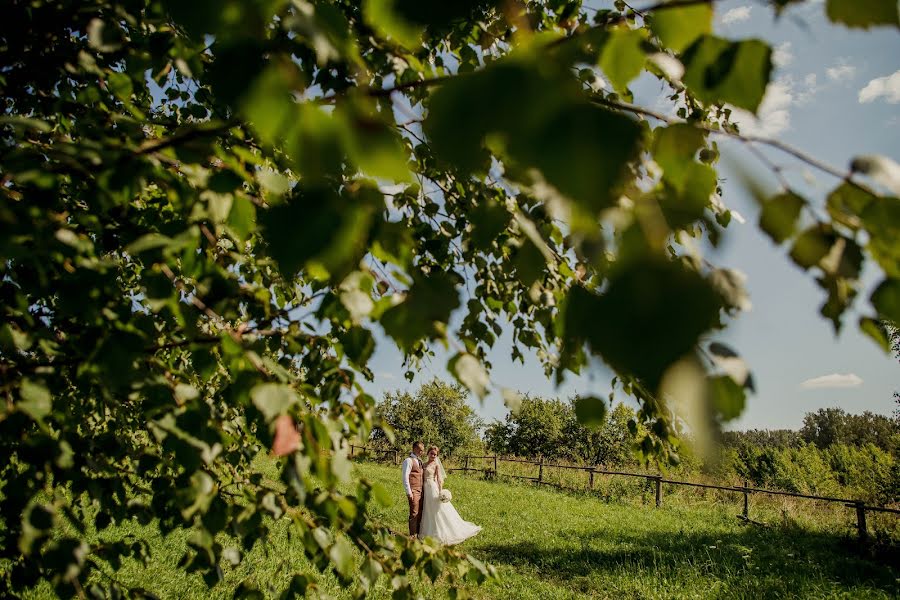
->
[134, 121, 236, 156]
[591, 97, 861, 189]
[548, 0, 719, 49]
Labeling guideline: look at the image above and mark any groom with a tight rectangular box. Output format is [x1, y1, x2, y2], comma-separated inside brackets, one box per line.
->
[401, 441, 425, 537]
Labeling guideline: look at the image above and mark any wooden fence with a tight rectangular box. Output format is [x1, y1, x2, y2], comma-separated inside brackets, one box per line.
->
[348, 446, 900, 540]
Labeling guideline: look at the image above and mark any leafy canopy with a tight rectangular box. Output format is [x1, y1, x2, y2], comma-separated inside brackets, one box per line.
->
[0, 0, 898, 596]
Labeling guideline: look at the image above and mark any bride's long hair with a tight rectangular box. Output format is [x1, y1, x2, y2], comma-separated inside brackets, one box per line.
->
[427, 445, 447, 481]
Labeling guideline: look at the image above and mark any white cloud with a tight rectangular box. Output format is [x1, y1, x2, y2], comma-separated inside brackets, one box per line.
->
[375, 372, 397, 381]
[826, 61, 856, 83]
[730, 78, 795, 137]
[378, 183, 408, 196]
[773, 42, 794, 69]
[800, 373, 863, 390]
[649, 53, 684, 82]
[796, 73, 819, 105]
[721, 6, 752, 24]
[858, 70, 900, 104]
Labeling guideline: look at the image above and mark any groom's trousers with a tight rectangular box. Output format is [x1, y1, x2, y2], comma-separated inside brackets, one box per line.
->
[408, 489, 424, 536]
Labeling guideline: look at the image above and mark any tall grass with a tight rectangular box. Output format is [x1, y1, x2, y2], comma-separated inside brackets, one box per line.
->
[16, 460, 900, 599]
[435, 454, 900, 540]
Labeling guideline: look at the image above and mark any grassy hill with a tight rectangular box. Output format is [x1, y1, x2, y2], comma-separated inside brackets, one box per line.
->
[20, 461, 899, 599]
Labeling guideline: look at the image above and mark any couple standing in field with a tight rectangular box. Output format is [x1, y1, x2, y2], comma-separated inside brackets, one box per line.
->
[401, 441, 482, 545]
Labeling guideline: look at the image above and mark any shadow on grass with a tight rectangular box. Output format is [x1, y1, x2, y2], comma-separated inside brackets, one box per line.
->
[475, 523, 900, 598]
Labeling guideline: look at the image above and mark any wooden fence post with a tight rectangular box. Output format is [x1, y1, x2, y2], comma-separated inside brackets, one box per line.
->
[589, 469, 594, 490]
[654, 476, 662, 508]
[350, 445, 355, 459]
[464, 455, 469, 472]
[393, 450, 398, 465]
[493, 455, 498, 476]
[538, 457, 543, 484]
[855, 502, 868, 540]
[742, 481, 749, 520]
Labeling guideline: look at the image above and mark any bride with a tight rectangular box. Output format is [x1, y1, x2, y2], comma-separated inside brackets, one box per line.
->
[419, 445, 481, 545]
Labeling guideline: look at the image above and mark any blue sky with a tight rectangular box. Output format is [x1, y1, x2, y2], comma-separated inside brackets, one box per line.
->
[363, 0, 899, 431]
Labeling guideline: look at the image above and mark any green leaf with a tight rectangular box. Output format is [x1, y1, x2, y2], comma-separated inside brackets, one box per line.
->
[710, 269, 752, 313]
[650, 2, 713, 53]
[241, 63, 302, 147]
[337, 104, 412, 182]
[470, 199, 510, 250]
[381, 272, 460, 351]
[513, 238, 547, 287]
[227, 196, 257, 242]
[259, 185, 381, 280]
[502, 388, 523, 414]
[652, 124, 707, 187]
[859, 196, 900, 278]
[424, 61, 529, 173]
[759, 192, 805, 244]
[0, 115, 51, 132]
[19, 379, 52, 421]
[371, 482, 393, 507]
[708, 342, 754, 391]
[284, 104, 345, 179]
[519, 101, 642, 214]
[282, 575, 313, 597]
[826, 0, 899, 28]
[363, 0, 423, 48]
[564, 258, 721, 389]
[338, 326, 375, 366]
[574, 396, 607, 429]
[328, 536, 355, 579]
[0, 323, 32, 352]
[125, 233, 174, 254]
[599, 28, 646, 91]
[107, 72, 133, 101]
[163, 0, 225, 38]
[708, 375, 746, 421]
[360, 556, 384, 590]
[859, 317, 891, 352]
[424, 57, 641, 212]
[870, 278, 900, 322]
[819, 236, 862, 279]
[826, 182, 875, 230]
[175, 383, 199, 403]
[250, 383, 299, 421]
[658, 162, 717, 227]
[424, 555, 445, 582]
[339, 272, 376, 322]
[449, 353, 490, 400]
[682, 36, 772, 112]
[790, 225, 835, 270]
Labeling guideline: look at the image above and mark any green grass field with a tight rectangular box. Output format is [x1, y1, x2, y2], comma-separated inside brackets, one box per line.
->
[20, 461, 900, 599]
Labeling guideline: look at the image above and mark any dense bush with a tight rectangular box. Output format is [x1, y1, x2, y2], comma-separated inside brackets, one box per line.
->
[476, 389, 898, 505]
[822, 444, 898, 504]
[799, 408, 898, 454]
[482, 395, 642, 466]
[371, 380, 484, 456]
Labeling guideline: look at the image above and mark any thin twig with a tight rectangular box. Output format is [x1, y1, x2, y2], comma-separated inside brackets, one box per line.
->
[744, 141, 790, 191]
[134, 121, 235, 156]
[591, 97, 860, 188]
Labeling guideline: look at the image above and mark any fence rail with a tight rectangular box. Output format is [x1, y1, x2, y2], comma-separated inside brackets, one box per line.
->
[349, 446, 899, 540]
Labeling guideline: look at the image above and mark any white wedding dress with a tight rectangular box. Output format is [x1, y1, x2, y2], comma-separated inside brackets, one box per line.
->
[418, 459, 481, 545]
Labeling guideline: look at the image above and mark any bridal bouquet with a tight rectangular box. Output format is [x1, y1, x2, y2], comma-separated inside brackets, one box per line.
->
[439, 489, 452, 503]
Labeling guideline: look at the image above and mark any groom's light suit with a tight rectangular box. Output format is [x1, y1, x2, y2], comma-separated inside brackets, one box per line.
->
[402, 453, 424, 536]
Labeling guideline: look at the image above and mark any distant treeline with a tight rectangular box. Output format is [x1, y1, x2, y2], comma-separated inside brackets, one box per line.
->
[372, 380, 900, 505]
[722, 408, 898, 455]
[713, 408, 898, 504]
